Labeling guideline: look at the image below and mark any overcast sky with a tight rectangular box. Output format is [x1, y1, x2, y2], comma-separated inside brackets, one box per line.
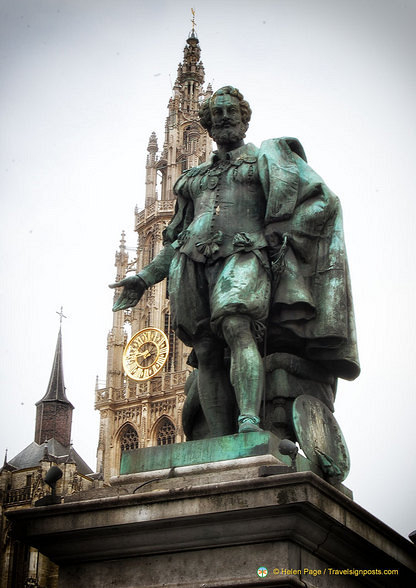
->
[1, 0, 415, 539]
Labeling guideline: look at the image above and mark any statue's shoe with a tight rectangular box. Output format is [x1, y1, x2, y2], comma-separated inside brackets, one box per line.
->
[238, 415, 262, 433]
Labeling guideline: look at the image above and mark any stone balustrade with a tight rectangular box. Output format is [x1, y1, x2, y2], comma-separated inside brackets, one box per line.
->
[135, 200, 175, 230]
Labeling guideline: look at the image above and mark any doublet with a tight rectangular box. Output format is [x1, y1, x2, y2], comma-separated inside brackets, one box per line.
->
[173, 143, 267, 263]
[139, 137, 360, 380]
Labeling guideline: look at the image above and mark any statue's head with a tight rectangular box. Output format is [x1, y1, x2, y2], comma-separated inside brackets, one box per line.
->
[199, 86, 252, 145]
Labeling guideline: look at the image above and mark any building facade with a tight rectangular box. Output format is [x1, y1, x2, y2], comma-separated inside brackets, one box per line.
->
[95, 29, 212, 482]
[0, 327, 97, 588]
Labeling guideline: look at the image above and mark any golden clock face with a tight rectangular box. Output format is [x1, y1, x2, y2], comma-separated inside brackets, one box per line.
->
[123, 327, 169, 381]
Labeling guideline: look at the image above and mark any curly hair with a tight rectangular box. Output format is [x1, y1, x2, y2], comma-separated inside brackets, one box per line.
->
[199, 86, 252, 134]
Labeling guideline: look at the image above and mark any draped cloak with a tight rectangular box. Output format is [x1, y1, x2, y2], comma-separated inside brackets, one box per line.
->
[140, 137, 360, 382]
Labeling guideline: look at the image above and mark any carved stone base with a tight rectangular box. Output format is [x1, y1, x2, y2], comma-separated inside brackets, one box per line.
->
[7, 459, 416, 587]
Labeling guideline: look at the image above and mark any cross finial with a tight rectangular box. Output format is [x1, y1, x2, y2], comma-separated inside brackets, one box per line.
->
[56, 306, 67, 326]
[191, 8, 196, 32]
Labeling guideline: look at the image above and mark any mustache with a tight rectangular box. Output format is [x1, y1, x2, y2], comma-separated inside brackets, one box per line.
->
[211, 120, 248, 137]
[212, 121, 235, 128]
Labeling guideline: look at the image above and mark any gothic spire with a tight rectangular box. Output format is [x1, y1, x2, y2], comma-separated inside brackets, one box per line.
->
[36, 326, 73, 406]
[172, 21, 205, 116]
[35, 324, 74, 447]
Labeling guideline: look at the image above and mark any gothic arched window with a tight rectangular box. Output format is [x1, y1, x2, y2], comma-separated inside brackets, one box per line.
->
[120, 424, 139, 452]
[156, 418, 176, 446]
[164, 313, 178, 372]
[145, 232, 156, 266]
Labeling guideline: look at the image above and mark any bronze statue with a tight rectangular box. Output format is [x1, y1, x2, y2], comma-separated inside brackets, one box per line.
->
[111, 87, 359, 471]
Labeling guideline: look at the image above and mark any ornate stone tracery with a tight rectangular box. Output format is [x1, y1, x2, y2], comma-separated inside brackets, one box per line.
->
[120, 424, 139, 452]
[114, 407, 141, 425]
[155, 417, 176, 446]
[150, 398, 175, 422]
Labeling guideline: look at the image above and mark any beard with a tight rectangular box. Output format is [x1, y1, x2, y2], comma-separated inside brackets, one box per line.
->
[210, 121, 247, 146]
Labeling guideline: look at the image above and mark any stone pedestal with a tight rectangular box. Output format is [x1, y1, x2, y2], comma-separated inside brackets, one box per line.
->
[119, 430, 323, 477]
[7, 435, 416, 587]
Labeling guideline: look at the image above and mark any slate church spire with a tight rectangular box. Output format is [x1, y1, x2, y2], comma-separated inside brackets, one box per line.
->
[34, 323, 74, 447]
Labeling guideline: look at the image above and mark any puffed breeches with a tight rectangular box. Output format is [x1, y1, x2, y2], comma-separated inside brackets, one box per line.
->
[168, 250, 271, 346]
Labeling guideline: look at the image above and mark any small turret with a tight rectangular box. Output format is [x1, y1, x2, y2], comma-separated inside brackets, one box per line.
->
[145, 132, 159, 207]
[146, 132, 158, 165]
[114, 230, 128, 283]
[107, 232, 129, 394]
[205, 83, 213, 100]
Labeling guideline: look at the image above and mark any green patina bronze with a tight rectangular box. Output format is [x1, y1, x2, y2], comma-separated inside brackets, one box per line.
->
[111, 86, 360, 482]
[292, 395, 350, 483]
[120, 431, 314, 475]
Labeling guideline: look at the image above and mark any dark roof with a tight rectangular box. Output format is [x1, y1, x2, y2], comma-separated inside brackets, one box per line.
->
[0, 462, 17, 473]
[36, 328, 74, 407]
[8, 438, 93, 476]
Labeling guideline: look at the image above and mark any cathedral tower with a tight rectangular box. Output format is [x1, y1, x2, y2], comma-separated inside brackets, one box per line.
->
[95, 28, 212, 482]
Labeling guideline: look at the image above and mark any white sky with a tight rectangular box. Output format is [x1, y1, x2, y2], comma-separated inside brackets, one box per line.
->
[1, 0, 415, 539]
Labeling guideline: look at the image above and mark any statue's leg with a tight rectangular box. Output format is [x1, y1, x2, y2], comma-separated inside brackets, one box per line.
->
[221, 314, 264, 433]
[192, 335, 236, 437]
